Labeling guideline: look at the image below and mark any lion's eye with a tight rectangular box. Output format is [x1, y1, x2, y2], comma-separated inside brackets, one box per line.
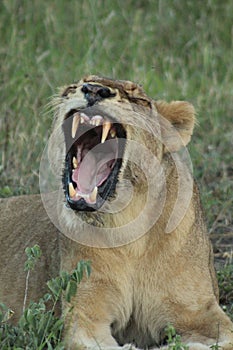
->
[62, 86, 77, 97]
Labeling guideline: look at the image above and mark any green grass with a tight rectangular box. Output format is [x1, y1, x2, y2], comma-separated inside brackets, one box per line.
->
[0, 245, 91, 350]
[1, 0, 232, 229]
[0, 0, 232, 321]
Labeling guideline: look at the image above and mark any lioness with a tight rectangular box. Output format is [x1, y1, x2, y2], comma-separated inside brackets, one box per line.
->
[1, 76, 233, 350]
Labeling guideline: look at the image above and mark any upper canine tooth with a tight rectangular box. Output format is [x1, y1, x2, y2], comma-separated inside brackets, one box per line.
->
[72, 156, 78, 169]
[101, 121, 111, 143]
[72, 113, 80, 138]
[68, 182, 76, 198]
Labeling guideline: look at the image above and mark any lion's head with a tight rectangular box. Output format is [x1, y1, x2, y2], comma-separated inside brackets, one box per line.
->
[44, 75, 195, 246]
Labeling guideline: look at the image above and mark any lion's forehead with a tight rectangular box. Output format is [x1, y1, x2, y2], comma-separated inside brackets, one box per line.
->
[82, 75, 142, 93]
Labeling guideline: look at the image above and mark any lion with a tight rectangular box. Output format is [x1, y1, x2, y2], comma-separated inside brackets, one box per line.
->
[0, 75, 233, 350]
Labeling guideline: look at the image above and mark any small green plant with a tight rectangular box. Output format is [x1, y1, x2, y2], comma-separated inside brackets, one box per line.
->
[0, 245, 91, 349]
[23, 245, 42, 313]
[0, 186, 14, 198]
[210, 342, 221, 349]
[47, 259, 91, 304]
[165, 324, 189, 350]
[217, 263, 233, 320]
[0, 304, 14, 324]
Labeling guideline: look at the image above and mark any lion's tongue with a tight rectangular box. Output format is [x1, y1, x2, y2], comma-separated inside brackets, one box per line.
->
[72, 149, 114, 195]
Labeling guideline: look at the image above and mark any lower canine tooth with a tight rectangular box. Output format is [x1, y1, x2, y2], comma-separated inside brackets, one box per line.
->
[68, 183, 76, 198]
[101, 121, 111, 143]
[110, 129, 116, 138]
[89, 186, 98, 203]
[72, 114, 80, 138]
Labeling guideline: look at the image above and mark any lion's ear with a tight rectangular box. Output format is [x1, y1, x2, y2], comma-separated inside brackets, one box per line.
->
[155, 100, 196, 152]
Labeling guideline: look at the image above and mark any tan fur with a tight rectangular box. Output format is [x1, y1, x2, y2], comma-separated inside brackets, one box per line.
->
[0, 195, 61, 321]
[1, 76, 233, 350]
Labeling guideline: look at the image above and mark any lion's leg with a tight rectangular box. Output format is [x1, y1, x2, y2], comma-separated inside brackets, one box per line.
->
[63, 297, 119, 349]
[61, 274, 133, 349]
[63, 322, 142, 350]
[64, 321, 118, 349]
[60, 241, 135, 349]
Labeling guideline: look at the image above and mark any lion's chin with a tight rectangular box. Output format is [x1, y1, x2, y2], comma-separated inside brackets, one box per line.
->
[62, 108, 126, 211]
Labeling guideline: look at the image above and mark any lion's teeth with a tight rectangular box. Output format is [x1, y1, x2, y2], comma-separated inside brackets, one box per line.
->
[80, 113, 90, 124]
[95, 119, 101, 126]
[89, 186, 98, 203]
[110, 129, 116, 138]
[92, 116, 102, 126]
[101, 121, 111, 143]
[72, 156, 78, 169]
[68, 182, 76, 198]
[72, 113, 80, 138]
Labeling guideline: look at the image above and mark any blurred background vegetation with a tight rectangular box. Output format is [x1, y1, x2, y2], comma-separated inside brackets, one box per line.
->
[0, 0, 232, 312]
[0, 0, 233, 232]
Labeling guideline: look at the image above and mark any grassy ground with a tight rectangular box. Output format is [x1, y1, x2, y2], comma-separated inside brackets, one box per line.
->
[0, 0, 232, 319]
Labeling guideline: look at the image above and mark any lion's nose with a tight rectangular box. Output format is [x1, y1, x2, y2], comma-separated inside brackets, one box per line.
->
[81, 83, 115, 106]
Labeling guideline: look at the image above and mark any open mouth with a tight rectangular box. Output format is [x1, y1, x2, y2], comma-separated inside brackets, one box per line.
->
[62, 109, 126, 211]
